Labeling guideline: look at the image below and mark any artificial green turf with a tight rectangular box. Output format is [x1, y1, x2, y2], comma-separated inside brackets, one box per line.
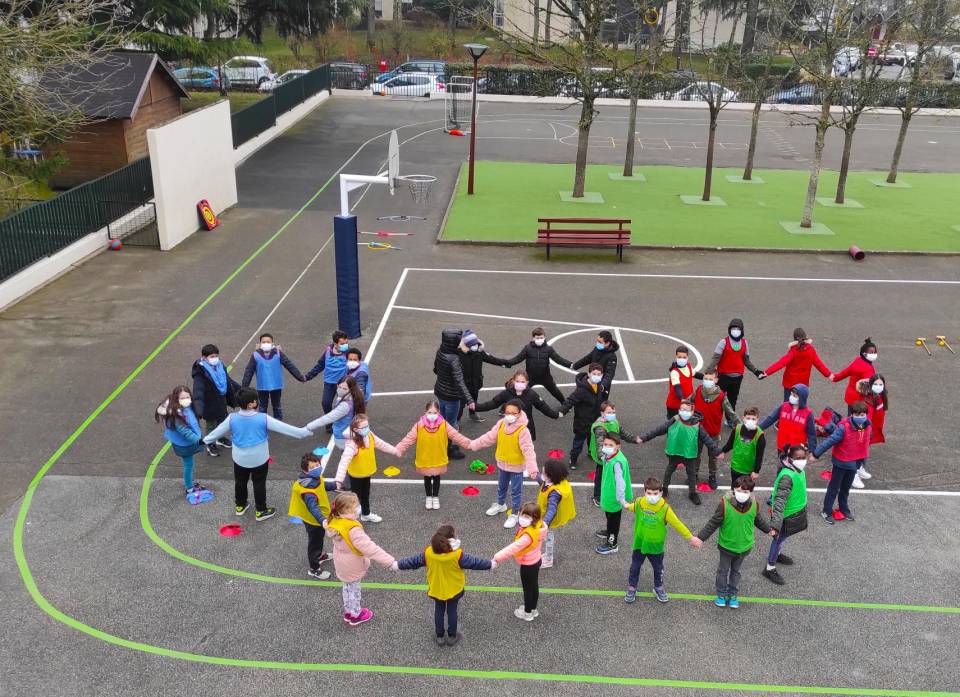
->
[442, 162, 960, 252]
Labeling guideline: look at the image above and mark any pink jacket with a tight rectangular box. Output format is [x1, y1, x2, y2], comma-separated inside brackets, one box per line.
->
[494, 522, 548, 565]
[467, 411, 538, 476]
[325, 519, 396, 583]
[334, 431, 399, 485]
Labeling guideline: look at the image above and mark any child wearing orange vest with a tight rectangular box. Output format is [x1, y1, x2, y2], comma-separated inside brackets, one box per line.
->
[334, 415, 399, 523]
[468, 400, 538, 529]
[494, 502, 549, 621]
[395, 400, 472, 511]
[393, 525, 497, 646]
[287, 452, 335, 580]
[324, 492, 396, 626]
[536, 458, 577, 569]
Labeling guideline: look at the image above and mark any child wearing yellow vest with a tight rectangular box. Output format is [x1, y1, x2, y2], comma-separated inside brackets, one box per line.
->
[494, 502, 548, 621]
[395, 400, 472, 511]
[392, 525, 496, 646]
[287, 452, 335, 580]
[468, 400, 538, 529]
[536, 458, 577, 569]
[334, 415, 399, 523]
[324, 492, 396, 626]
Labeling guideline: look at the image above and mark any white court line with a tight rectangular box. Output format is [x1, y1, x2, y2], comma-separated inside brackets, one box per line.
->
[614, 327, 636, 382]
[402, 267, 960, 286]
[368, 478, 960, 497]
[372, 380, 648, 398]
[393, 304, 605, 330]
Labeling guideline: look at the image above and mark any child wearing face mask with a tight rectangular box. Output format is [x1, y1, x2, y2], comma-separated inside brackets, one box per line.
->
[288, 452, 336, 579]
[595, 432, 633, 554]
[758, 384, 817, 458]
[764, 328, 833, 402]
[191, 343, 240, 457]
[156, 386, 205, 494]
[393, 525, 496, 646]
[559, 363, 610, 470]
[590, 402, 641, 507]
[762, 445, 810, 586]
[855, 374, 888, 485]
[494, 502, 549, 621]
[305, 330, 352, 433]
[720, 407, 766, 489]
[304, 376, 366, 454]
[458, 329, 509, 424]
[708, 319, 764, 420]
[345, 348, 372, 403]
[693, 369, 738, 490]
[831, 338, 878, 413]
[241, 333, 306, 420]
[665, 345, 703, 419]
[812, 401, 872, 521]
[692, 476, 774, 608]
[474, 370, 560, 442]
[469, 400, 538, 528]
[570, 330, 620, 394]
[395, 400, 472, 510]
[503, 327, 573, 404]
[536, 458, 577, 568]
[333, 415, 399, 523]
[638, 399, 723, 506]
[325, 492, 396, 626]
[622, 477, 699, 603]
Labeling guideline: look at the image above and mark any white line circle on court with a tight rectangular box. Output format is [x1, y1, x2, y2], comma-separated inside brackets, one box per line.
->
[549, 326, 703, 384]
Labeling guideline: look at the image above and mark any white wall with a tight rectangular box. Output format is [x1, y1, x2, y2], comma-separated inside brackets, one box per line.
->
[147, 100, 238, 251]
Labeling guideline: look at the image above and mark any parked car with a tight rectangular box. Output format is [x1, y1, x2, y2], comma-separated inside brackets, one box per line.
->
[258, 69, 308, 92]
[872, 42, 917, 67]
[173, 66, 230, 90]
[832, 47, 862, 76]
[372, 73, 445, 97]
[769, 83, 818, 104]
[330, 62, 369, 90]
[223, 56, 276, 88]
[653, 81, 738, 102]
[374, 60, 447, 84]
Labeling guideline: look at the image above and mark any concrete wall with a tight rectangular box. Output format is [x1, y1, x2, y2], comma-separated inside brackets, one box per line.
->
[147, 100, 238, 251]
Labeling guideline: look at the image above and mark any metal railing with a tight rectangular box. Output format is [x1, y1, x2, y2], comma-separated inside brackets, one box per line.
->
[231, 64, 332, 147]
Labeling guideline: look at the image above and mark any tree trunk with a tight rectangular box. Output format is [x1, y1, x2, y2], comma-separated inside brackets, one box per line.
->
[573, 96, 595, 197]
[740, 0, 760, 56]
[623, 85, 639, 177]
[367, 0, 376, 48]
[204, 9, 218, 39]
[800, 102, 831, 228]
[394, 0, 402, 32]
[544, 0, 552, 43]
[886, 111, 911, 184]
[673, 0, 689, 66]
[532, 0, 540, 45]
[835, 115, 860, 204]
[743, 98, 761, 180]
[448, 4, 457, 49]
[702, 109, 718, 201]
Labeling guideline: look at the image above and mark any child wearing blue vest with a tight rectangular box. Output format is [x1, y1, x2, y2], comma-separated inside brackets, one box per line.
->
[204, 388, 312, 521]
[155, 385, 204, 494]
[305, 330, 351, 432]
[304, 376, 366, 454]
[345, 348, 373, 403]
[393, 525, 496, 646]
[241, 333, 305, 420]
[191, 343, 240, 457]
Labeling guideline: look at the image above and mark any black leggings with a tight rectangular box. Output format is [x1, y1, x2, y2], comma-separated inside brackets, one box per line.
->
[350, 475, 372, 515]
[434, 591, 463, 637]
[520, 560, 542, 612]
[718, 374, 744, 410]
[304, 522, 325, 569]
[605, 510, 622, 545]
[423, 475, 441, 496]
[530, 373, 565, 403]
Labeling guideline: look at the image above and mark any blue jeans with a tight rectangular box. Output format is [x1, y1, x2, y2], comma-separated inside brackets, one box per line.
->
[434, 591, 463, 637]
[438, 398, 462, 430]
[181, 454, 195, 489]
[497, 468, 523, 511]
[628, 550, 664, 588]
[823, 460, 861, 515]
[569, 433, 588, 465]
[321, 382, 338, 416]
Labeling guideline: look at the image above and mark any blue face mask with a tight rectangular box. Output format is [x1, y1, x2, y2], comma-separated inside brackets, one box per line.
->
[604, 413, 617, 422]
[306, 465, 323, 478]
[338, 343, 349, 353]
[851, 415, 867, 425]
[357, 426, 370, 437]
[590, 374, 602, 384]
[595, 342, 606, 351]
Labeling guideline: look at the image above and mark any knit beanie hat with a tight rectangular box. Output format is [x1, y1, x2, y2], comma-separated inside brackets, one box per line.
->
[462, 329, 480, 347]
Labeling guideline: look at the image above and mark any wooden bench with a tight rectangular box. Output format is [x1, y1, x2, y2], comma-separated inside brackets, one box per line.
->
[537, 218, 631, 261]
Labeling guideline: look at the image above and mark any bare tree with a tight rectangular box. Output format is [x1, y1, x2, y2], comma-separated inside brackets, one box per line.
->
[368, 0, 376, 48]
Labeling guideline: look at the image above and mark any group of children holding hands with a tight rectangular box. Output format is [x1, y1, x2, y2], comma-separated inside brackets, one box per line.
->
[155, 321, 889, 638]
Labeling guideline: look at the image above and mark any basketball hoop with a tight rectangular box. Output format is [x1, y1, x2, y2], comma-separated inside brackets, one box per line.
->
[397, 174, 437, 205]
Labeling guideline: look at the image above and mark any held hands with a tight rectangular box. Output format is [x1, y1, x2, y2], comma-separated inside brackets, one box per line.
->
[750, 472, 759, 481]
[716, 452, 726, 462]
[490, 560, 498, 570]
[689, 536, 703, 549]
[390, 561, 399, 571]
[635, 437, 642, 444]
[756, 371, 766, 380]
[467, 403, 476, 411]
[768, 529, 778, 537]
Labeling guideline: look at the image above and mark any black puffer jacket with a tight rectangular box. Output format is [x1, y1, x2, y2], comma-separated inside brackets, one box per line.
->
[191, 359, 240, 422]
[560, 372, 610, 436]
[571, 340, 620, 391]
[433, 329, 473, 402]
[505, 341, 572, 378]
[459, 342, 508, 393]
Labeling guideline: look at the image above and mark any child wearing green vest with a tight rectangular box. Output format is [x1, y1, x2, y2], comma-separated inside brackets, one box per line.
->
[622, 477, 699, 603]
[589, 402, 641, 507]
[596, 432, 633, 555]
[638, 399, 722, 505]
[719, 407, 767, 489]
[762, 445, 809, 586]
[693, 476, 774, 608]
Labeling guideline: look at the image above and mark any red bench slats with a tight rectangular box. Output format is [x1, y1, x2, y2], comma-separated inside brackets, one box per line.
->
[535, 217, 632, 262]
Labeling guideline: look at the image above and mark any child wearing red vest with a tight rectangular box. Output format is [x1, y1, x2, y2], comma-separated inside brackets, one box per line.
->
[494, 502, 549, 621]
[693, 369, 738, 490]
[858, 374, 888, 445]
[758, 384, 817, 456]
[831, 338, 878, 411]
[665, 345, 702, 419]
[708, 318, 764, 417]
[764, 328, 833, 402]
[812, 401, 872, 522]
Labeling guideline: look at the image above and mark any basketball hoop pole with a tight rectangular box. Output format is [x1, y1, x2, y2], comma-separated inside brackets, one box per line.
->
[339, 173, 389, 217]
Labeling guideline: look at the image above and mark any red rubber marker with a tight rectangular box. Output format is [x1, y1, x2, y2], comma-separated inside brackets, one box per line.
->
[820, 470, 832, 481]
[832, 510, 846, 521]
[461, 486, 480, 496]
[587, 471, 596, 481]
[696, 482, 713, 493]
[548, 449, 565, 459]
[485, 464, 495, 474]
[219, 524, 243, 537]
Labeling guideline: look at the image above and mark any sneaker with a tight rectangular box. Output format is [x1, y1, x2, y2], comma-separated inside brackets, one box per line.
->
[708, 476, 718, 491]
[216, 437, 232, 449]
[624, 586, 637, 603]
[485, 502, 507, 516]
[235, 504, 249, 516]
[569, 461, 578, 471]
[841, 511, 856, 522]
[469, 412, 484, 422]
[653, 586, 669, 603]
[762, 567, 786, 586]
[514, 607, 537, 622]
[425, 497, 432, 510]
[205, 442, 220, 457]
[776, 554, 794, 566]
[432, 497, 440, 510]
[361, 512, 383, 523]
[446, 632, 461, 647]
[594, 528, 609, 539]
[435, 635, 446, 647]
[255, 507, 276, 522]
[851, 474, 865, 489]
[688, 491, 702, 505]
[307, 568, 331, 580]
[820, 511, 835, 525]
[715, 595, 727, 607]
[503, 514, 518, 529]
[857, 466, 872, 480]
[592, 497, 601, 508]
[728, 595, 741, 609]
[347, 608, 373, 626]
[595, 542, 619, 555]
[448, 446, 466, 461]
[316, 552, 331, 566]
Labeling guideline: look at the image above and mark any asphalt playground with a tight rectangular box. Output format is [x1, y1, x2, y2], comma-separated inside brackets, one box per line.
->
[3, 96, 960, 697]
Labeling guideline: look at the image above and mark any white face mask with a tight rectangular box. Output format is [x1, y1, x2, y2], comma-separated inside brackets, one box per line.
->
[179, 397, 192, 408]
[872, 383, 884, 394]
[702, 379, 716, 389]
[543, 477, 552, 486]
[645, 493, 662, 505]
[207, 356, 220, 366]
[354, 505, 363, 517]
[449, 538, 461, 551]
[589, 374, 602, 384]
[601, 445, 616, 457]
[336, 386, 349, 396]
[743, 418, 758, 430]
[676, 357, 688, 368]
[792, 459, 808, 471]
[425, 412, 440, 422]
[865, 352, 877, 362]
[734, 490, 751, 503]
[534, 338, 545, 346]
[470, 344, 479, 352]
[514, 381, 527, 392]
[517, 515, 533, 527]
[504, 414, 518, 424]
[730, 329, 742, 339]
[346, 360, 360, 370]
[788, 395, 799, 406]
[678, 409, 693, 421]
[260, 342, 273, 352]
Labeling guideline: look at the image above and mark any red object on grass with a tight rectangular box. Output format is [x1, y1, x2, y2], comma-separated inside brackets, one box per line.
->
[547, 449, 565, 459]
[696, 482, 714, 493]
[461, 486, 480, 496]
[448, 129, 465, 137]
[832, 510, 846, 520]
[219, 524, 243, 537]
[820, 470, 832, 481]
[587, 471, 596, 481]
[485, 464, 495, 474]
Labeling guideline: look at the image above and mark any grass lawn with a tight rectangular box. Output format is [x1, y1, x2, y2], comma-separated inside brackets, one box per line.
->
[442, 162, 960, 252]
[182, 91, 268, 114]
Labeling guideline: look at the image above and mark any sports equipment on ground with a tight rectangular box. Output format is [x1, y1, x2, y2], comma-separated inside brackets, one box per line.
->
[445, 76, 474, 134]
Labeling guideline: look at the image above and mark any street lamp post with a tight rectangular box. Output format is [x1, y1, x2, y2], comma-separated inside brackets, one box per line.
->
[464, 43, 488, 195]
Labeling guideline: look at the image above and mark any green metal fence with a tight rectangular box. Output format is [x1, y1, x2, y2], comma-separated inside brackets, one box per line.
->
[0, 157, 153, 282]
[231, 64, 332, 147]
[230, 96, 277, 147]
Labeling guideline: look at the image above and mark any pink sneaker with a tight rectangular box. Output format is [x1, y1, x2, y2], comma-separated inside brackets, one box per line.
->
[347, 608, 373, 626]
